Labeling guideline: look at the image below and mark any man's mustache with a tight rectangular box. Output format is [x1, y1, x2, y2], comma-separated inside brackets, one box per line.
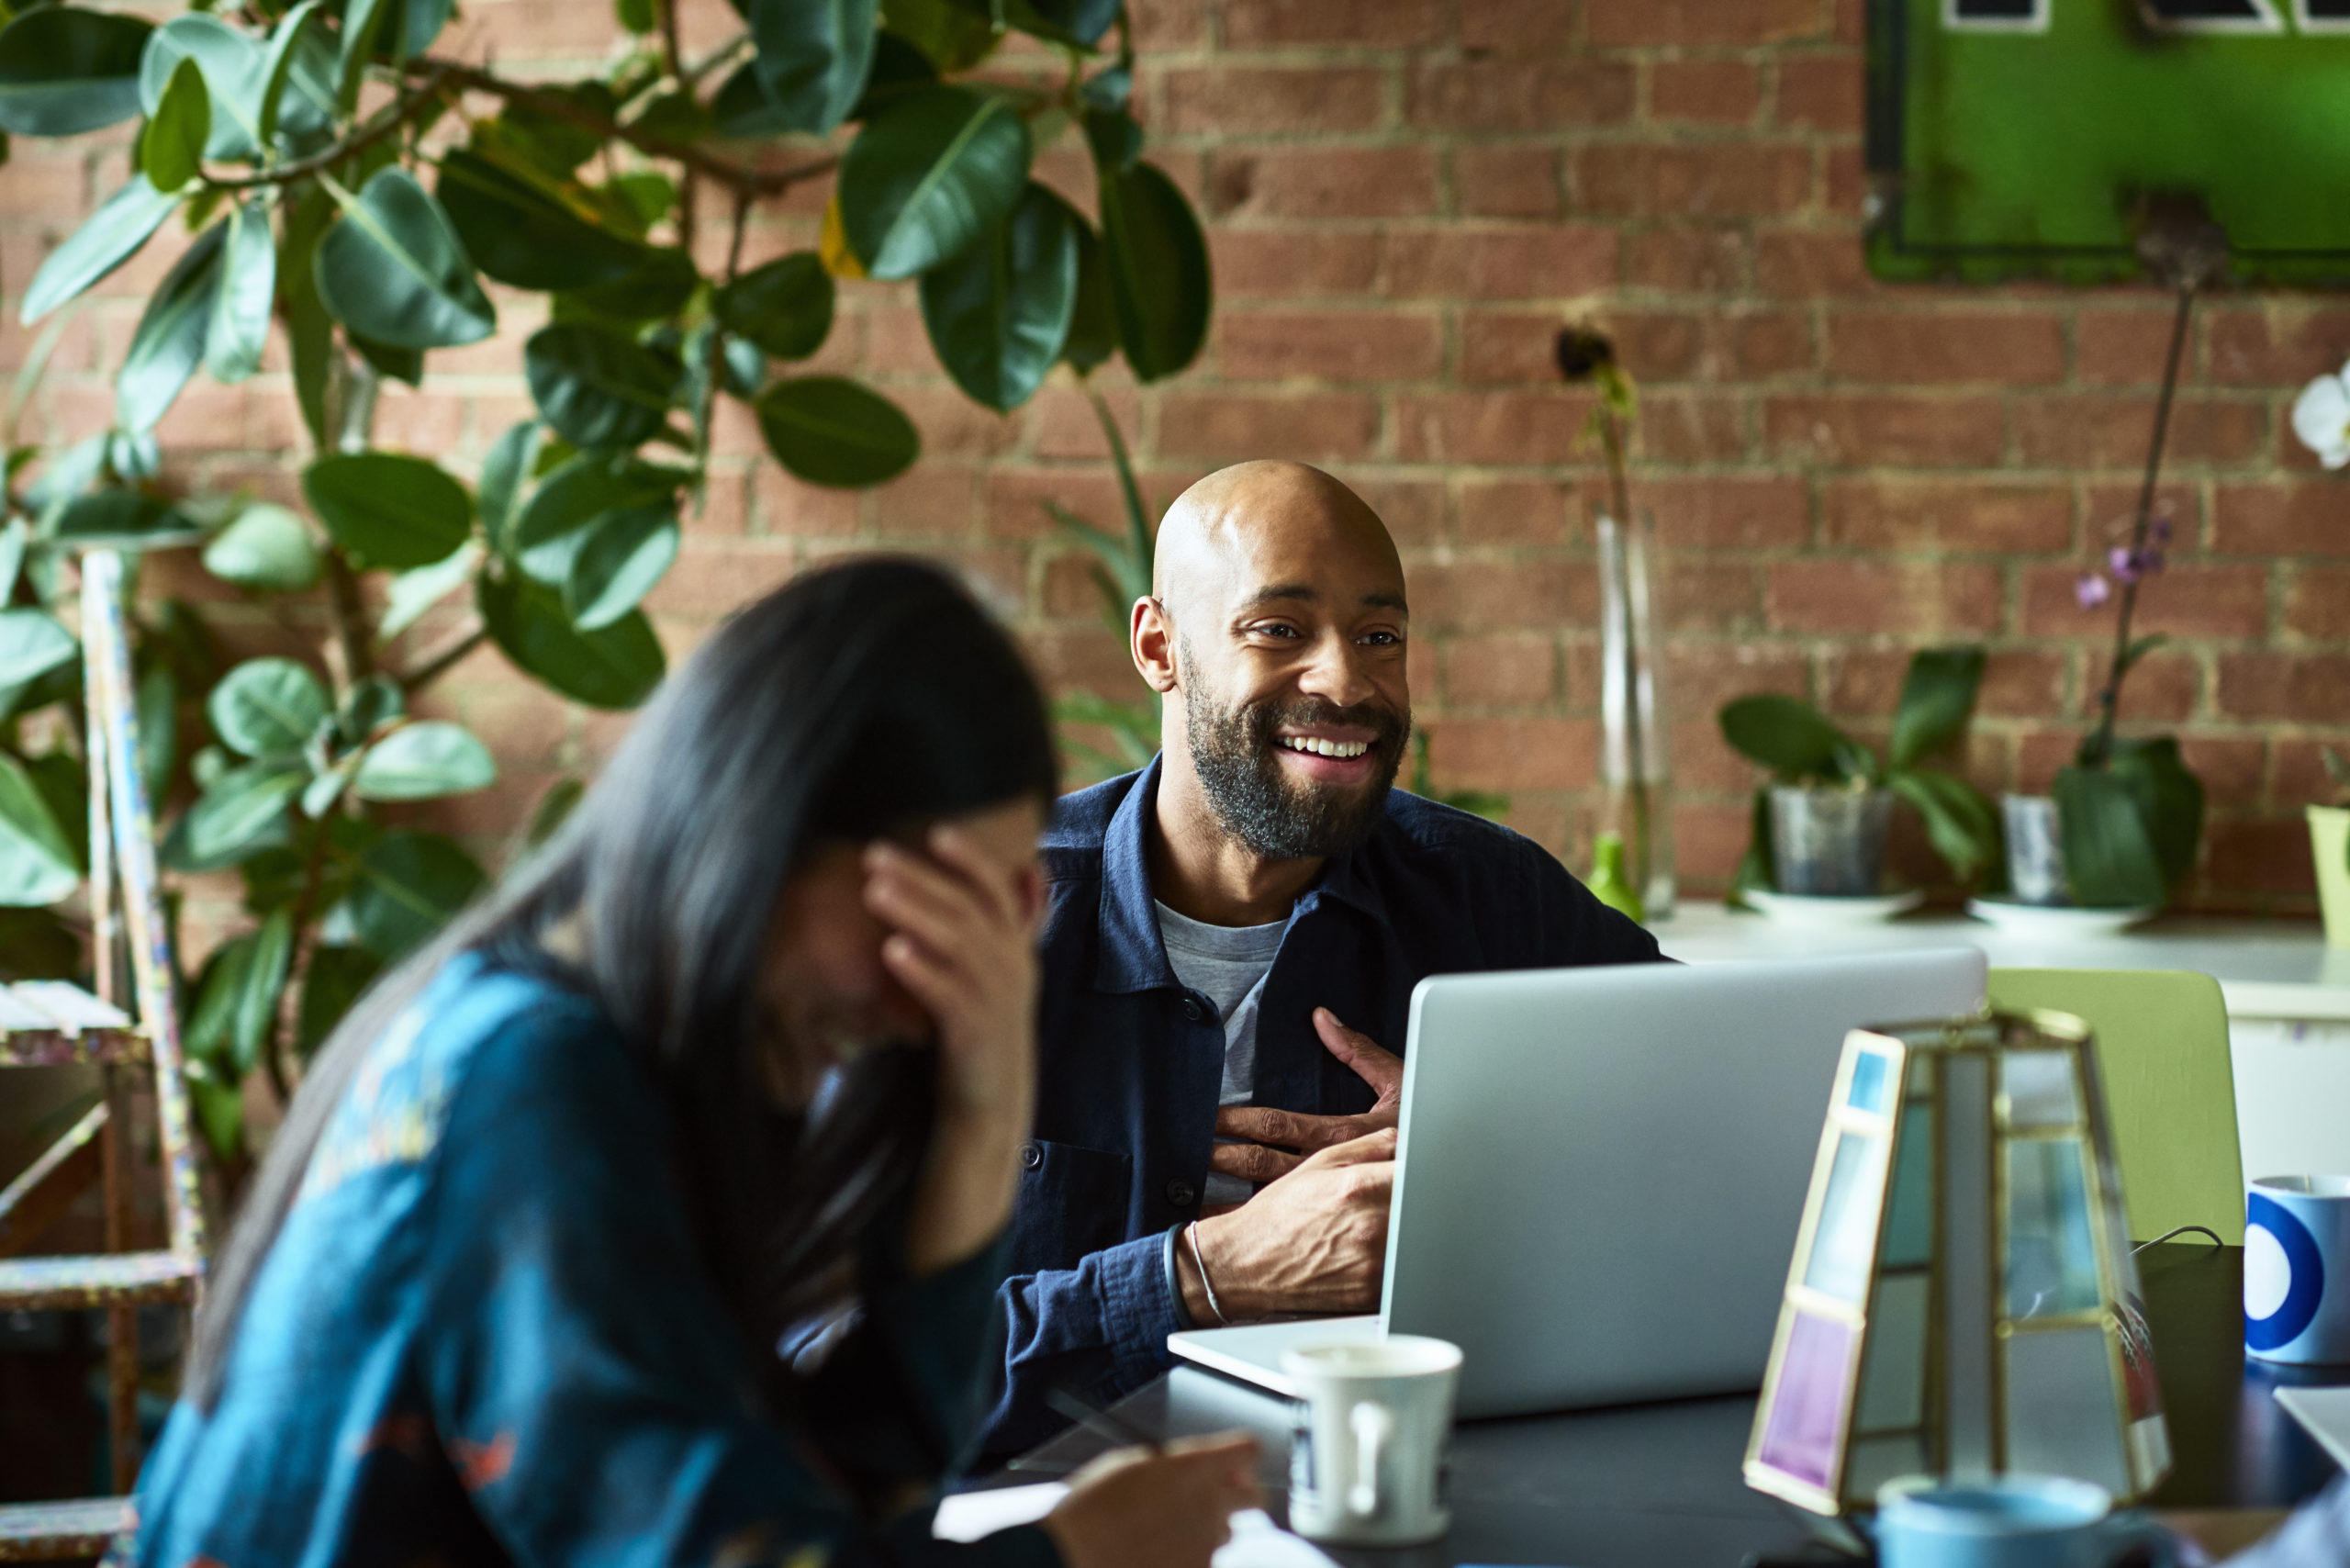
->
[1247, 699, 1409, 750]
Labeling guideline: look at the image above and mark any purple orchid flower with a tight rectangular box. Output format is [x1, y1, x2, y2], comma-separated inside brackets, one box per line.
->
[2076, 573, 2112, 609]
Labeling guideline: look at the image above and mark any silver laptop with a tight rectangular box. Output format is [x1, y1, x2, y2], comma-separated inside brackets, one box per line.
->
[1169, 949, 1987, 1419]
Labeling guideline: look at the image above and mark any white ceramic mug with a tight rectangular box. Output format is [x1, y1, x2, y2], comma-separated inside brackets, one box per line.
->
[1281, 1335, 1461, 1547]
[2247, 1175, 2350, 1364]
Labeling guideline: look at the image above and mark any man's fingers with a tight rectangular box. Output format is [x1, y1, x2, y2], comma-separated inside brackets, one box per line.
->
[1314, 1008, 1404, 1096]
[1210, 1140, 1301, 1182]
[1213, 1104, 1349, 1150]
[1311, 1126, 1399, 1167]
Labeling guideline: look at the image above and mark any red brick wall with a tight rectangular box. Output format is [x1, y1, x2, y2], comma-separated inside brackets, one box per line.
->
[6, 0, 2347, 912]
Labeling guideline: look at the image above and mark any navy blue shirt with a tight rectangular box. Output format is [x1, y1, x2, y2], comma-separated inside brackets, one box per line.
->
[980, 757, 1662, 1462]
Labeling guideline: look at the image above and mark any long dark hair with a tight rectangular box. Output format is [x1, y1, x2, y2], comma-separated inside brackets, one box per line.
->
[185, 557, 1058, 1410]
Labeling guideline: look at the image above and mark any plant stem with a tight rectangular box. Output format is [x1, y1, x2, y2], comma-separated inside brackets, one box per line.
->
[200, 66, 455, 190]
[399, 624, 488, 693]
[2081, 283, 2195, 770]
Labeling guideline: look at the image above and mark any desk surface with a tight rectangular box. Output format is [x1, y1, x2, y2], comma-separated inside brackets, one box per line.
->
[1652, 907, 2350, 1021]
[1002, 1246, 2345, 1567]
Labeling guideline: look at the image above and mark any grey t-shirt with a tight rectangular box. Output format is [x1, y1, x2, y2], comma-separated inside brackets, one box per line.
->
[1155, 900, 1289, 1207]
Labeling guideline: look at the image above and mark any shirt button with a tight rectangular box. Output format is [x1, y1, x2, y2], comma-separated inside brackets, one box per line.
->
[1182, 997, 1206, 1023]
[1020, 1141, 1043, 1171]
[1166, 1179, 1198, 1209]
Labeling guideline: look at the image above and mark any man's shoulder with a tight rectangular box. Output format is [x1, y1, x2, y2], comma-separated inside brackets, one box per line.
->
[1041, 768, 1145, 882]
[1378, 788, 1551, 877]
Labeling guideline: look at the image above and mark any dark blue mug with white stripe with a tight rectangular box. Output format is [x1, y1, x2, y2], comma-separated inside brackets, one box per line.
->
[2246, 1176, 2350, 1365]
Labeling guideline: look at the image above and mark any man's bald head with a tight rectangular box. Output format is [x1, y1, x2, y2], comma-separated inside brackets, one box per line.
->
[1152, 461, 1402, 619]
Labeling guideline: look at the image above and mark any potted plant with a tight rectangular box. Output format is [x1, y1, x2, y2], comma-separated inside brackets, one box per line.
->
[2313, 749, 2350, 950]
[1720, 647, 1997, 912]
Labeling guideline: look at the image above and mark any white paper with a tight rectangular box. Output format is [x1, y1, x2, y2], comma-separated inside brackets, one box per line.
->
[2277, 1386, 2350, 1473]
[931, 1487, 1340, 1566]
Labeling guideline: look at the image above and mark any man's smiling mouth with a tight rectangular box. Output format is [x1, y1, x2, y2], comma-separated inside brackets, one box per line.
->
[1277, 736, 1371, 759]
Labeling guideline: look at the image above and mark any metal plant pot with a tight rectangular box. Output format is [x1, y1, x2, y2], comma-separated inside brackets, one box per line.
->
[1768, 786, 1891, 897]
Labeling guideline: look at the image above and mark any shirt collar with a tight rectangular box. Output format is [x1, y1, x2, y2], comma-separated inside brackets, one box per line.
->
[1091, 754, 1398, 992]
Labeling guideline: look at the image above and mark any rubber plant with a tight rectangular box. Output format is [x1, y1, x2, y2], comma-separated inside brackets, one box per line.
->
[0, 0, 1212, 1168]
[1719, 647, 1998, 902]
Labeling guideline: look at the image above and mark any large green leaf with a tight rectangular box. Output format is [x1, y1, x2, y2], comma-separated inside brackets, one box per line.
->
[510, 453, 685, 571]
[565, 504, 678, 630]
[169, 761, 300, 869]
[436, 147, 647, 291]
[1886, 767, 1998, 885]
[557, 245, 699, 328]
[346, 830, 485, 959]
[920, 181, 1079, 412]
[478, 571, 665, 710]
[397, 0, 454, 59]
[254, 0, 322, 146]
[140, 58, 209, 192]
[839, 86, 1031, 280]
[881, 0, 997, 71]
[1718, 695, 1850, 782]
[755, 377, 920, 488]
[1098, 157, 1210, 382]
[1888, 646, 1986, 771]
[316, 166, 496, 350]
[2053, 765, 2169, 910]
[209, 656, 330, 758]
[379, 540, 481, 641]
[204, 196, 276, 383]
[352, 720, 496, 801]
[117, 219, 225, 435]
[476, 420, 541, 557]
[1062, 218, 1116, 375]
[21, 175, 179, 324]
[1019, 0, 1120, 45]
[2109, 737, 2205, 890]
[711, 253, 834, 360]
[203, 503, 320, 591]
[747, 0, 878, 135]
[336, 0, 394, 111]
[52, 489, 202, 549]
[281, 182, 334, 448]
[523, 323, 679, 452]
[232, 908, 295, 1076]
[303, 451, 473, 568]
[0, 752, 78, 906]
[139, 16, 263, 162]
[0, 8, 153, 136]
[296, 942, 380, 1058]
[0, 610, 76, 689]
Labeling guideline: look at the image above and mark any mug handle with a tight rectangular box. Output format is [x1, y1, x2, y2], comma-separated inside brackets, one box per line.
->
[1347, 1400, 1393, 1519]
[2100, 1510, 2183, 1568]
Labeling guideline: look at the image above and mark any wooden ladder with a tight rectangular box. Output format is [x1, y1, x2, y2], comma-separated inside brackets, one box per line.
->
[0, 552, 207, 1560]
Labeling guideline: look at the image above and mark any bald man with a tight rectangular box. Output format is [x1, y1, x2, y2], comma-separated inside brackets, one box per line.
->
[979, 461, 1660, 1461]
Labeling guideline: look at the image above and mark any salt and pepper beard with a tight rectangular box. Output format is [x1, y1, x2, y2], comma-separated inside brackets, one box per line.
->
[1180, 638, 1409, 862]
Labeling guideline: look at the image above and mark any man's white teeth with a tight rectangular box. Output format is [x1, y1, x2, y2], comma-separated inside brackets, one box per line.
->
[1281, 737, 1369, 758]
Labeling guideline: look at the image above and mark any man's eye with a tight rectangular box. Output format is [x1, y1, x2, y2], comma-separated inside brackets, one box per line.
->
[1254, 623, 1301, 639]
[1360, 631, 1401, 646]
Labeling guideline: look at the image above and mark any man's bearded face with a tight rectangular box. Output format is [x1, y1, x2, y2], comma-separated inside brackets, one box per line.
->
[1181, 640, 1408, 861]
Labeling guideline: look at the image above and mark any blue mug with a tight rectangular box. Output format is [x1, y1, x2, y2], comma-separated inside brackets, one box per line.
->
[1874, 1476, 2175, 1568]
[2246, 1177, 2350, 1364]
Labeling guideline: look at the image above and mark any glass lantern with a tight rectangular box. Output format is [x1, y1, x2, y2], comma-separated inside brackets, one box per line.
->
[1743, 1010, 2170, 1516]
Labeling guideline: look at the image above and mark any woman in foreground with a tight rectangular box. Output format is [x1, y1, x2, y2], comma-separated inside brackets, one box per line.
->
[136, 558, 1259, 1567]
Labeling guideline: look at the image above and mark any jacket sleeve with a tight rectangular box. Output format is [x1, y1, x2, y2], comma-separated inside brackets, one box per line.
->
[976, 1232, 1177, 1467]
[1518, 835, 1667, 967]
[416, 1007, 1063, 1568]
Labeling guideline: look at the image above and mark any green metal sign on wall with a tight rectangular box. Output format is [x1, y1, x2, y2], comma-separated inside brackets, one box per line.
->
[1867, 0, 2350, 285]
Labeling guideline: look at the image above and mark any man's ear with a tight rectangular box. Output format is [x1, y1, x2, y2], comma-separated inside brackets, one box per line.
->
[1131, 596, 1179, 695]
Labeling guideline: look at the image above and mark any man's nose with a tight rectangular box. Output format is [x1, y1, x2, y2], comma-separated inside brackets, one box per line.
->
[1295, 632, 1379, 709]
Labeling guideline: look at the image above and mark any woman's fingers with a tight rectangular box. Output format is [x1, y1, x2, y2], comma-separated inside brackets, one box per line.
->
[923, 823, 1024, 926]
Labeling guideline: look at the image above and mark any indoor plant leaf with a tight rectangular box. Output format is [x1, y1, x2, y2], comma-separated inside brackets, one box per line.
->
[1061, 218, 1116, 375]
[563, 503, 678, 631]
[117, 218, 225, 435]
[510, 453, 686, 573]
[352, 720, 498, 801]
[204, 196, 277, 383]
[838, 85, 1032, 281]
[20, 174, 179, 323]
[2053, 764, 2169, 910]
[1015, 0, 1121, 46]
[167, 761, 300, 870]
[208, 656, 330, 758]
[0, 609, 78, 689]
[138, 14, 265, 161]
[302, 450, 473, 568]
[230, 907, 295, 1077]
[755, 376, 920, 488]
[477, 570, 665, 711]
[140, 57, 210, 192]
[918, 180, 1080, 412]
[476, 420, 542, 557]
[523, 322, 680, 452]
[345, 830, 486, 959]
[0, 8, 153, 136]
[296, 943, 380, 1058]
[1886, 768, 1998, 885]
[877, 0, 992, 73]
[281, 182, 335, 447]
[556, 245, 699, 329]
[202, 502, 320, 591]
[711, 252, 834, 360]
[315, 166, 497, 350]
[1718, 695, 1850, 783]
[1097, 156, 1210, 382]
[2108, 737, 2205, 891]
[336, 0, 394, 111]
[1888, 646, 1986, 772]
[379, 540, 482, 641]
[436, 147, 649, 291]
[253, 0, 322, 146]
[746, 0, 878, 136]
[52, 489, 202, 548]
[0, 752, 79, 906]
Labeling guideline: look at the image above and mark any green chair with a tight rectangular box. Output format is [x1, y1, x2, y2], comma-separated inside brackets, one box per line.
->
[1986, 968, 2243, 1246]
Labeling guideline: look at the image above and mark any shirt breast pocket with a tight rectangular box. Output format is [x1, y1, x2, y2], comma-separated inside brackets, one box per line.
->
[1009, 1139, 1135, 1271]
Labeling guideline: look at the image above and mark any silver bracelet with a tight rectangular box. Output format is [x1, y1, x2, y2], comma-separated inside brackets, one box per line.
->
[1185, 1221, 1230, 1326]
